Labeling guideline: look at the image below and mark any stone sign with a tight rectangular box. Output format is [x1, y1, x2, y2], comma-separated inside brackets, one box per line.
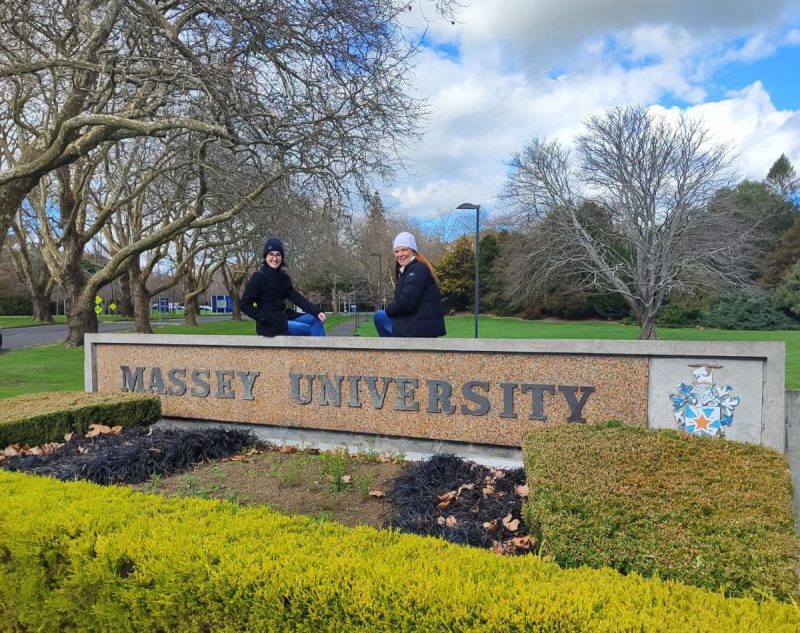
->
[85, 335, 785, 451]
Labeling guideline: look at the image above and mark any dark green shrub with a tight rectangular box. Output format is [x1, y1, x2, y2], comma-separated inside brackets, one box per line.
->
[0, 296, 32, 316]
[656, 302, 704, 327]
[703, 290, 798, 330]
[0, 392, 161, 447]
[523, 425, 799, 600]
[590, 291, 629, 319]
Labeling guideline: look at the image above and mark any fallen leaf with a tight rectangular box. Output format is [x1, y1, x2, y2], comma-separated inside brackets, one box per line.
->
[228, 455, 253, 463]
[515, 484, 530, 497]
[340, 475, 352, 484]
[491, 541, 505, 555]
[111, 426, 123, 434]
[86, 424, 112, 438]
[508, 536, 534, 550]
[437, 490, 457, 509]
[28, 446, 43, 456]
[458, 483, 476, 492]
[279, 445, 297, 454]
[2, 446, 19, 457]
[483, 521, 499, 534]
[445, 515, 458, 527]
[502, 514, 520, 532]
[42, 442, 64, 454]
[368, 490, 385, 497]
[78, 446, 89, 455]
[64, 432, 75, 442]
[437, 516, 446, 526]
[438, 490, 457, 502]
[482, 485, 495, 496]
[245, 447, 258, 456]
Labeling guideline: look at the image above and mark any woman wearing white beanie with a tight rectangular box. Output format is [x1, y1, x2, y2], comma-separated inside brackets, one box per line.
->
[373, 232, 446, 337]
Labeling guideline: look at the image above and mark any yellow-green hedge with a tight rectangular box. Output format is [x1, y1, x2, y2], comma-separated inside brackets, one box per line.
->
[523, 425, 799, 600]
[0, 391, 160, 447]
[0, 471, 798, 632]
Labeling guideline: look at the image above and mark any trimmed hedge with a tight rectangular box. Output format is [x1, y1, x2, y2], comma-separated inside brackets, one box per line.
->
[523, 425, 799, 601]
[1, 471, 799, 632]
[0, 391, 160, 447]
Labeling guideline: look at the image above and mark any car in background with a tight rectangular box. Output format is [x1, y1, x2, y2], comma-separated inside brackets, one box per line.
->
[199, 304, 212, 312]
[0, 326, 3, 350]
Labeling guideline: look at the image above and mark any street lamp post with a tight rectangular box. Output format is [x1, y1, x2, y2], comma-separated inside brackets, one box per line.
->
[457, 202, 481, 339]
[333, 274, 338, 315]
[369, 252, 382, 311]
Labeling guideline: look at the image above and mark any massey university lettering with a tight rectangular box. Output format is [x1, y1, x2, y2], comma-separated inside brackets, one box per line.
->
[119, 365, 595, 421]
[121, 366, 259, 400]
[290, 373, 595, 422]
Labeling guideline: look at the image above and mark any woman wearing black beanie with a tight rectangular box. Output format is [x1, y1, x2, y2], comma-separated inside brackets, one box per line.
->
[240, 238, 327, 336]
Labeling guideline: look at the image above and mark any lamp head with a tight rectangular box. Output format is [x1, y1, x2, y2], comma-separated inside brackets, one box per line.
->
[457, 202, 480, 210]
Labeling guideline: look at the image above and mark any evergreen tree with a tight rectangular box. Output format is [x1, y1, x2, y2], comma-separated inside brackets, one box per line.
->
[437, 236, 474, 311]
[766, 154, 799, 199]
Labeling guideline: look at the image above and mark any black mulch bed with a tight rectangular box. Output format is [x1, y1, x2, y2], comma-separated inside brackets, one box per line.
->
[3, 431, 531, 555]
[386, 454, 534, 554]
[1, 427, 264, 485]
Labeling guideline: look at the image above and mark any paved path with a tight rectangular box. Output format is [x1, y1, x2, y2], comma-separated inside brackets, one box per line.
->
[0, 316, 227, 351]
[1, 315, 365, 350]
[327, 314, 372, 337]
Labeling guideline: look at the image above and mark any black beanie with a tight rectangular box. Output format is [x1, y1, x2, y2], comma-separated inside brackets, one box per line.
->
[262, 238, 285, 260]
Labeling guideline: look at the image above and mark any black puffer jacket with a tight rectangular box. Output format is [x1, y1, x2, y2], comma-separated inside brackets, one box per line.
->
[240, 265, 321, 336]
[386, 259, 446, 337]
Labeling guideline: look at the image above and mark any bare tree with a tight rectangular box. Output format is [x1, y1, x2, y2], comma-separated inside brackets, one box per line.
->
[0, 0, 458, 253]
[502, 106, 757, 339]
[8, 196, 56, 322]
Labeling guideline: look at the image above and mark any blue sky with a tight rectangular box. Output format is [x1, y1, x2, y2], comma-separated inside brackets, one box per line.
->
[711, 44, 800, 108]
[383, 0, 800, 225]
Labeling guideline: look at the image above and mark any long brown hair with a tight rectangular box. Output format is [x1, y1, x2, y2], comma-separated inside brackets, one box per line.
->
[395, 251, 440, 286]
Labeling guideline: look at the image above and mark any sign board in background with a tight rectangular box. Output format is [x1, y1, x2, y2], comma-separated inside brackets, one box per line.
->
[212, 295, 232, 313]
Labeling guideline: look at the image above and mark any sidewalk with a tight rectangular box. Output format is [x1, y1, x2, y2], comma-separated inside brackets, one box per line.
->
[327, 314, 372, 336]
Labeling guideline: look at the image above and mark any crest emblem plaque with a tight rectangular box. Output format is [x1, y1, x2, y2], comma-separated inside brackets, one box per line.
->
[669, 365, 741, 437]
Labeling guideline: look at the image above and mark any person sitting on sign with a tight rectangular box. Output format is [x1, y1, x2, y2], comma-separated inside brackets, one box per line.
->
[373, 232, 446, 338]
[241, 238, 326, 336]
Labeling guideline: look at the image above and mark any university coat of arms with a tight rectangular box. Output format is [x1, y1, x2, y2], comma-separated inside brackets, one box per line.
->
[669, 365, 741, 437]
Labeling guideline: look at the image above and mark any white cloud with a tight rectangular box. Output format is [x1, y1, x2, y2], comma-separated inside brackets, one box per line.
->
[382, 0, 800, 219]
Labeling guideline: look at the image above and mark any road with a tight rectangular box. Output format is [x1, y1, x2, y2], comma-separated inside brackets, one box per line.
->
[0, 318, 213, 351]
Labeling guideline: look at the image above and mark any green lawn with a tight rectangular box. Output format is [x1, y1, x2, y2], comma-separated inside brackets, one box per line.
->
[0, 344, 85, 397]
[1, 315, 798, 398]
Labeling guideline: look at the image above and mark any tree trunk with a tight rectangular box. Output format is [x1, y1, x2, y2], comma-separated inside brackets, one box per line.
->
[182, 273, 200, 326]
[639, 312, 658, 340]
[31, 294, 54, 322]
[60, 251, 98, 346]
[223, 274, 246, 321]
[129, 262, 153, 334]
[230, 292, 243, 320]
[65, 288, 98, 347]
[119, 269, 135, 317]
[184, 298, 199, 326]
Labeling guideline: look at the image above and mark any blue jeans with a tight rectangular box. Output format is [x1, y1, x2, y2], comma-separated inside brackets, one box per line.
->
[373, 309, 393, 337]
[287, 312, 325, 336]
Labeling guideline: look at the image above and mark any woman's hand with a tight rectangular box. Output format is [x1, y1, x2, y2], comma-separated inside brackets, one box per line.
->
[317, 312, 327, 322]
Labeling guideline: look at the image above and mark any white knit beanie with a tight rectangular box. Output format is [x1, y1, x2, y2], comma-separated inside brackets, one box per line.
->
[393, 231, 417, 251]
